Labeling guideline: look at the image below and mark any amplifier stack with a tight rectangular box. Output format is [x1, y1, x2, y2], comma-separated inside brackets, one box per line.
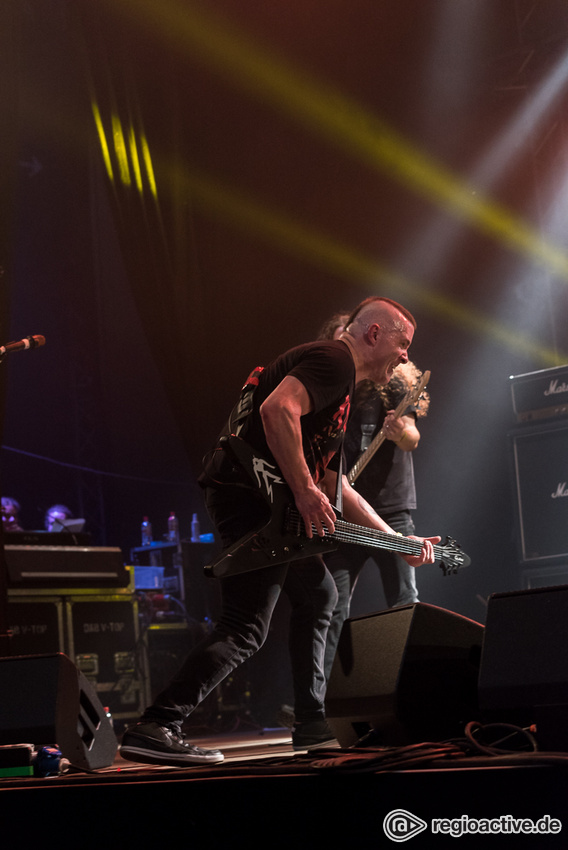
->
[508, 364, 568, 588]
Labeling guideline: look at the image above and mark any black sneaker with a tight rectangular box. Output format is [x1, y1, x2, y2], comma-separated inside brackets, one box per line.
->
[292, 719, 339, 751]
[119, 721, 225, 766]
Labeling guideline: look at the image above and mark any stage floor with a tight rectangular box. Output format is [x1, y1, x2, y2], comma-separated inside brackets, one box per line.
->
[0, 726, 300, 790]
[2, 728, 568, 848]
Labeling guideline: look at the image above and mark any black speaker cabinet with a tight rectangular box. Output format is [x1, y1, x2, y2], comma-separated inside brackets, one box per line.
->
[509, 420, 568, 564]
[479, 586, 568, 750]
[325, 603, 484, 747]
[0, 653, 118, 769]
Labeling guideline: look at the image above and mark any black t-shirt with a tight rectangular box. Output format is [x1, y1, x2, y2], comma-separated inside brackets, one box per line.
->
[201, 340, 354, 488]
[343, 383, 417, 514]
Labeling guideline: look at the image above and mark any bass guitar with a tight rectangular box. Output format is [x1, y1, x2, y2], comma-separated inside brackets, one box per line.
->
[204, 434, 470, 579]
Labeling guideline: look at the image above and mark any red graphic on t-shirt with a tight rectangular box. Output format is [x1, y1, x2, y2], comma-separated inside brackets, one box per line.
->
[333, 398, 350, 433]
[311, 394, 351, 484]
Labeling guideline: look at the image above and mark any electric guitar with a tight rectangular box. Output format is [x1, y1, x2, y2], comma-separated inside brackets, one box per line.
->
[348, 369, 431, 484]
[204, 434, 470, 579]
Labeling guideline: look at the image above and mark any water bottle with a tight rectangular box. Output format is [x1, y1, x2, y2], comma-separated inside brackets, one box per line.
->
[141, 516, 153, 546]
[191, 512, 200, 543]
[168, 511, 180, 545]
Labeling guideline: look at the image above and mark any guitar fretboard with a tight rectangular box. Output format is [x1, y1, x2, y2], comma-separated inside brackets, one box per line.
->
[287, 509, 440, 558]
[285, 509, 472, 575]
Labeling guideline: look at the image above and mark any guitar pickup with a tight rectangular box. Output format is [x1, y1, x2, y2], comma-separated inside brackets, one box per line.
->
[284, 505, 303, 537]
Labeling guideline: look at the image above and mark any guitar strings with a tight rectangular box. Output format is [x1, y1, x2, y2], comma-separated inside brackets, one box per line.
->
[285, 508, 467, 574]
[287, 509, 439, 558]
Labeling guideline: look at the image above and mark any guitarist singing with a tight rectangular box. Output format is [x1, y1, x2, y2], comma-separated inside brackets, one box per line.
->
[120, 296, 440, 767]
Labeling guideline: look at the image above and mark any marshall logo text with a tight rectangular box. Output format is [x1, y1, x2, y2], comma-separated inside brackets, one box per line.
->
[552, 483, 568, 499]
[544, 379, 568, 397]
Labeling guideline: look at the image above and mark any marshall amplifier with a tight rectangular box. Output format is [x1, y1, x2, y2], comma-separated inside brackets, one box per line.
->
[509, 420, 568, 563]
[510, 364, 568, 423]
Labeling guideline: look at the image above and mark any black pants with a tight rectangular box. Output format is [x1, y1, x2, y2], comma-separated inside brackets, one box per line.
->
[142, 485, 337, 725]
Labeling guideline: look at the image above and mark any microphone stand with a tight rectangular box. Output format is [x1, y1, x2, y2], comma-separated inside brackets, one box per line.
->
[0, 335, 46, 656]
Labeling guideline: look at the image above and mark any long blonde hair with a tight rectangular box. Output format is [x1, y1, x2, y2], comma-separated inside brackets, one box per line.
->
[354, 362, 430, 417]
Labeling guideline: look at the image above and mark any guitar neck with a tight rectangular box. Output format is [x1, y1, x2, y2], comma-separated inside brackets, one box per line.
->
[287, 509, 438, 560]
[332, 518, 442, 559]
[347, 427, 387, 483]
[347, 370, 430, 485]
[347, 395, 405, 484]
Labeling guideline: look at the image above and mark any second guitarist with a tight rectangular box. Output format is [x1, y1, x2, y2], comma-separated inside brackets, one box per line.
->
[321, 352, 430, 683]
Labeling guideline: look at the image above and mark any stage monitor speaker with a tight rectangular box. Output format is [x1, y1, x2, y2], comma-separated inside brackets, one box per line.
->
[509, 420, 568, 563]
[0, 652, 118, 769]
[325, 603, 483, 748]
[479, 586, 568, 750]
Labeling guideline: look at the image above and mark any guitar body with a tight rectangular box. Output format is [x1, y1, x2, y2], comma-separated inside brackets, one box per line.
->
[204, 435, 471, 579]
[203, 513, 337, 578]
[203, 436, 336, 577]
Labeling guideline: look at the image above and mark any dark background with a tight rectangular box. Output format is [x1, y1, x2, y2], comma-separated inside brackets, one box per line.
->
[1, 0, 568, 718]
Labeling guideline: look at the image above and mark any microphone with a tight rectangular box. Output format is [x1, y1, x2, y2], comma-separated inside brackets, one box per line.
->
[0, 335, 45, 357]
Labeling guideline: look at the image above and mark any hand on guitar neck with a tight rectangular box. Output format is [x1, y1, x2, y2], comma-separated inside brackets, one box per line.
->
[402, 534, 441, 567]
[329, 469, 440, 569]
[382, 411, 420, 451]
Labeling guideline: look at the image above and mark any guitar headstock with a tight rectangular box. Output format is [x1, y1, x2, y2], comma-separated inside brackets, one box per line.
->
[438, 536, 471, 576]
[410, 370, 430, 405]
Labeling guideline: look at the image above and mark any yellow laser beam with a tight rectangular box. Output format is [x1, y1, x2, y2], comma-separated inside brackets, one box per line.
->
[128, 124, 143, 194]
[91, 100, 114, 183]
[111, 0, 568, 280]
[112, 114, 131, 186]
[170, 164, 565, 366]
[92, 96, 159, 202]
[140, 133, 158, 200]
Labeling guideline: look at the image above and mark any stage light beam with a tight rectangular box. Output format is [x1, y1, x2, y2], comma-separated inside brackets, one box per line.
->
[108, 0, 568, 281]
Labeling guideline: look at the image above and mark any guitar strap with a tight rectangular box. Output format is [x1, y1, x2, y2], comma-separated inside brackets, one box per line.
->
[200, 366, 265, 488]
[228, 366, 265, 437]
[334, 450, 344, 516]
[359, 399, 380, 453]
[358, 389, 416, 456]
